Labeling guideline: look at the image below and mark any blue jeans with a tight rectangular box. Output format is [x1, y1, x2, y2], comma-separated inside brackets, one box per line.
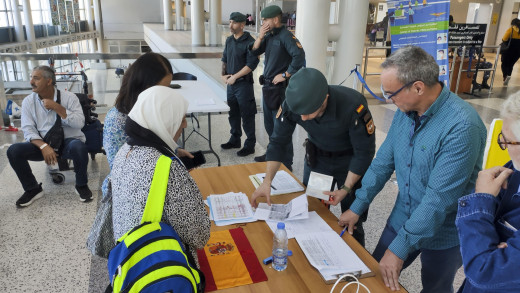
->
[7, 138, 89, 191]
[372, 222, 462, 293]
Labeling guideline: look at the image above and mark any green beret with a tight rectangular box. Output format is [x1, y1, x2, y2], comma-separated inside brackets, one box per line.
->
[261, 5, 282, 19]
[285, 68, 329, 115]
[229, 12, 246, 22]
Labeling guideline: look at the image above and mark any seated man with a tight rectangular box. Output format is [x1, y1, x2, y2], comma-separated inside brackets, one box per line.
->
[7, 65, 92, 207]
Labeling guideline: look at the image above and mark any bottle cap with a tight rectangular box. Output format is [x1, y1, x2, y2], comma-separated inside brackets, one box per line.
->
[277, 222, 285, 229]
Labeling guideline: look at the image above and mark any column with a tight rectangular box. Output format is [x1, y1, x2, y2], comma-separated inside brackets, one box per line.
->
[497, 0, 515, 44]
[22, 0, 37, 70]
[175, 0, 183, 30]
[10, 0, 29, 80]
[83, 0, 96, 52]
[209, 0, 221, 46]
[191, 0, 205, 46]
[295, 0, 330, 75]
[331, 0, 368, 88]
[164, 0, 173, 30]
[92, 0, 103, 53]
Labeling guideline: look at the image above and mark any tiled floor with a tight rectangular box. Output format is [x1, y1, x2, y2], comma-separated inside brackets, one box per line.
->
[1, 29, 519, 292]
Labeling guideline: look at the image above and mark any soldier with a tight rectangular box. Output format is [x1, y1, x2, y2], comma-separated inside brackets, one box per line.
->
[250, 68, 376, 246]
[220, 12, 260, 156]
[250, 5, 305, 171]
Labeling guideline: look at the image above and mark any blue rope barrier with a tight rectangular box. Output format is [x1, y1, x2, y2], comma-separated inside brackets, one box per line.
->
[340, 67, 386, 102]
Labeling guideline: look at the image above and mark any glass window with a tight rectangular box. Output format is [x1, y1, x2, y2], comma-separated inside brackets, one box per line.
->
[30, 0, 40, 10]
[0, 12, 8, 26]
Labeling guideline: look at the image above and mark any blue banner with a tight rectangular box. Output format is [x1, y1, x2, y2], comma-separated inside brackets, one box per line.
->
[388, 0, 450, 86]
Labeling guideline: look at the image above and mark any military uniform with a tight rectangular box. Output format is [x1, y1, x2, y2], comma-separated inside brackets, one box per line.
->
[250, 24, 305, 169]
[222, 31, 259, 151]
[266, 85, 376, 245]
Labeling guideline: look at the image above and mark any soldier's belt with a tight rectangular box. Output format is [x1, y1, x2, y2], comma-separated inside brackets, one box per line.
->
[315, 147, 353, 157]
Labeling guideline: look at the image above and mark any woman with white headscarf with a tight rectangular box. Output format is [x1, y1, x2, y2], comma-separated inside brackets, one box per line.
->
[110, 86, 210, 268]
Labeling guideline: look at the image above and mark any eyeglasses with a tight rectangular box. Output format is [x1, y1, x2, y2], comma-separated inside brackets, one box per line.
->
[497, 131, 520, 150]
[380, 80, 418, 100]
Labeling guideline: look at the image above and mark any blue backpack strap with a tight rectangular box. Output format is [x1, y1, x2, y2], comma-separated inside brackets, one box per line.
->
[141, 155, 172, 224]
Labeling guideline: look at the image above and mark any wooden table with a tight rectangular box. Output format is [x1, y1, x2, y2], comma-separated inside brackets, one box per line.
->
[190, 162, 408, 293]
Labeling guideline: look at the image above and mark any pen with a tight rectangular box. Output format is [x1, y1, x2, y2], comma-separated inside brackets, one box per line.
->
[339, 226, 347, 237]
[271, 184, 277, 190]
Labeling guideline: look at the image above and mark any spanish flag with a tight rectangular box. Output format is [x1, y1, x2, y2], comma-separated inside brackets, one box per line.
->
[197, 228, 268, 291]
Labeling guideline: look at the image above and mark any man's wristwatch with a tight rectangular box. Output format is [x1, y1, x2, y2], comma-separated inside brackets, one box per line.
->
[339, 184, 352, 194]
[282, 72, 287, 79]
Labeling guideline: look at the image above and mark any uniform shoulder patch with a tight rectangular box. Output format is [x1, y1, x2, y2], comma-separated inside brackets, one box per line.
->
[296, 42, 302, 48]
[356, 104, 365, 114]
[276, 106, 283, 119]
[366, 118, 375, 135]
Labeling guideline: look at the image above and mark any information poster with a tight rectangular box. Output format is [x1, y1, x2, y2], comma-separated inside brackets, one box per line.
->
[49, 0, 59, 25]
[388, 0, 450, 85]
[58, 0, 68, 32]
[72, 0, 80, 23]
[448, 23, 487, 47]
[66, 1, 75, 33]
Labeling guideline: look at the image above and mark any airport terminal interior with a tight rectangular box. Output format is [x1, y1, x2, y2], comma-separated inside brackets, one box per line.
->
[0, 0, 519, 292]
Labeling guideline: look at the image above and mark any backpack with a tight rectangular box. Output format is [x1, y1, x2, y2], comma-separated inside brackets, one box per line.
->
[107, 155, 205, 293]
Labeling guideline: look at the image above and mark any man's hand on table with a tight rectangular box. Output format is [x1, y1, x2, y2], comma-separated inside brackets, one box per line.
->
[380, 249, 404, 291]
[250, 182, 272, 208]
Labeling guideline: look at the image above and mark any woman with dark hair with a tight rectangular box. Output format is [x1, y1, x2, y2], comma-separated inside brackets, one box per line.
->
[501, 18, 520, 86]
[104, 52, 174, 167]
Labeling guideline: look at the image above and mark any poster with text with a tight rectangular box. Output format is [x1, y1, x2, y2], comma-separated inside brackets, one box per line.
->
[72, 0, 80, 23]
[49, 0, 59, 26]
[388, 0, 450, 85]
[58, 0, 68, 32]
[66, 1, 75, 33]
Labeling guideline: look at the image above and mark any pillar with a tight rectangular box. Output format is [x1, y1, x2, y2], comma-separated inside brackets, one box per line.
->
[92, 0, 103, 53]
[331, 0, 369, 88]
[22, 0, 37, 70]
[164, 0, 173, 30]
[83, 0, 96, 52]
[191, 0, 205, 46]
[295, 0, 330, 75]
[497, 0, 515, 45]
[10, 0, 29, 80]
[209, 0, 221, 46]
[175, 0, 183, 30]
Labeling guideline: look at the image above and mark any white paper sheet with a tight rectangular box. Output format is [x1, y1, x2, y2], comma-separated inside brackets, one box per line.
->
[295, 230, 371, 281]
[208, 192, 254, 221]
[254, 170, 305, 195]
[254, 194, 308, 221]
[265, 211, 333, 239]
[306, 171, 334, 200]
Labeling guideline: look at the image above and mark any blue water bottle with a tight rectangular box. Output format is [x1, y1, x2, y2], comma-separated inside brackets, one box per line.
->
[272, 222, 288, 271]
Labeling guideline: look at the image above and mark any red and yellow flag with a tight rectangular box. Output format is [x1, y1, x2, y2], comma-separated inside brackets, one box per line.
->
[197, 227, 267, 291]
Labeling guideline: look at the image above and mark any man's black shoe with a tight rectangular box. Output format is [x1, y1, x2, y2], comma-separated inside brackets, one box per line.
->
[481, 83, 490, 89]
[221, 141, 241, 149]
[16, 183, 44, 208]
[237, 147, 255, 157]
[254, 154, 266, 162]
[75, 185, 93, 202]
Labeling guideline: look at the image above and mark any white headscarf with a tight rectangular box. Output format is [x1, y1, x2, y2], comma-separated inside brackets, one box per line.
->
[128, 85, 189, 151]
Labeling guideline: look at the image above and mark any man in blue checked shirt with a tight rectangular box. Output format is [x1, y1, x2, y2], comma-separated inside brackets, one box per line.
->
[329, 46, 487, 292]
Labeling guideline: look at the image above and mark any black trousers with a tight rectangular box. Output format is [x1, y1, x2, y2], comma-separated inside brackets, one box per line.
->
[226, 81, 257, 150]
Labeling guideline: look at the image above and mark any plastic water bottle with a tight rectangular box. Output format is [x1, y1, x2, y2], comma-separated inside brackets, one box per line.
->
[272, 222, 288, 271]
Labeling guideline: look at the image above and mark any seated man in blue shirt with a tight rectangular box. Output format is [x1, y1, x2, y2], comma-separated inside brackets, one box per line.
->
[330, 46, 487, 292]
[7, 65, 92, 207]
[456, 92, 520, 292]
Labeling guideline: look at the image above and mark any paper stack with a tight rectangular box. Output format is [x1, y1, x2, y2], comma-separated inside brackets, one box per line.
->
[206, 192, 257, 226]
[249, 170, 304, 195]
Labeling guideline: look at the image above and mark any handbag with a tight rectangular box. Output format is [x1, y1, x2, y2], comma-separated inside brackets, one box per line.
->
[86, 178, 115, 258]
[500, 33, 512, 54]
[42, 90, 65, 154]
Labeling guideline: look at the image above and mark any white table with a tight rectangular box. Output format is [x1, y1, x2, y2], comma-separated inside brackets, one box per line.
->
[172, 80, 229, 166]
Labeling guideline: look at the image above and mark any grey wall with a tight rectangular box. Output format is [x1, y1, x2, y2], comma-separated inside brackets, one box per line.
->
[100, 0, 162, 39]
